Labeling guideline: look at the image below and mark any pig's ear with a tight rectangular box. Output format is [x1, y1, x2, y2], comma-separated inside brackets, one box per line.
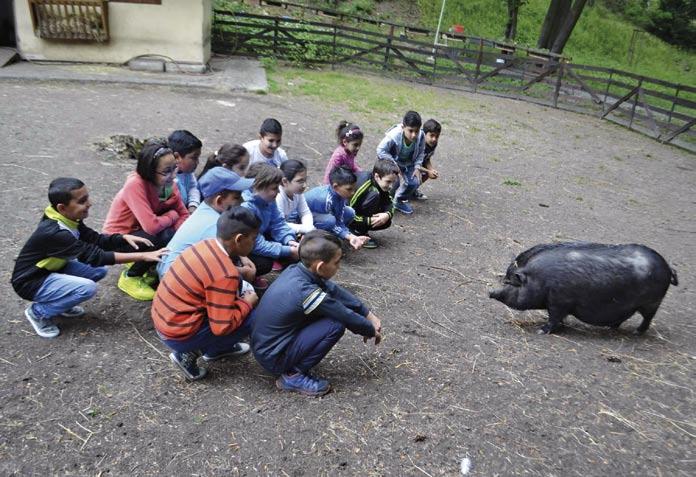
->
[514, 272, 527, 285]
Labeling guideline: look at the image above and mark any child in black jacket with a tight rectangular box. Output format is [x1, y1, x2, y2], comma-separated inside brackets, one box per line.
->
[348, 159, 400, 248]
[11, 178, 166, 338]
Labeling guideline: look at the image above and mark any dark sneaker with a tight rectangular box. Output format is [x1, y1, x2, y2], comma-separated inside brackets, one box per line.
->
[276, 372, 331, 396]
[142, 270, 158, 288]
[202, 343, 251, 362]
[59, 305, 86, 318]
[394, 201, 413, 215]
[363, 237, 378, 249]
[169, 351, 207, 380]
[253, 277, 269, 291]
[25, 306, 60, 338]
[412, 190, 428, 200]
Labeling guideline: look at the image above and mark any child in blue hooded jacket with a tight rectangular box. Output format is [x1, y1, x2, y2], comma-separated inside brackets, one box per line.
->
[305, 167, 369, 250]
[241, 164, 299, 280]
[375, 110, 426, 215]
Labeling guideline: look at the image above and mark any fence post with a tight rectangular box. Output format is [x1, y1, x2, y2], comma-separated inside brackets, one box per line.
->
[383, 25, 394, 70]
[630, 77, 643, 129]
[668, 84, 680, 124]
[431, 46, 438, 85]
[603, 70, 613, 112]
[273, 18, 279, 54]
[332, 24, 337, 71]
[553, 62, 564, 108]
[474, 39, 483, 92]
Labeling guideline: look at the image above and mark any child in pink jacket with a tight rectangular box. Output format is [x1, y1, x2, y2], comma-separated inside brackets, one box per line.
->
[103, 140, 189, 301]
[323, 121, 363, 184]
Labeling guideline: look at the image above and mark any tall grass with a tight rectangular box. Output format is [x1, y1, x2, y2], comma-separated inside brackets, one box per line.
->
[417, 0, 695, 85]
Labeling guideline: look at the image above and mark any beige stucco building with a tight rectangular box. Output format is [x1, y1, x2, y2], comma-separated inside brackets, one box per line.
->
[8, 0, 211, 68]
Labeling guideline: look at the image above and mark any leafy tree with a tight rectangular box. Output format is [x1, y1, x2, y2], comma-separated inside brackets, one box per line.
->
[647, 0, 696, 49]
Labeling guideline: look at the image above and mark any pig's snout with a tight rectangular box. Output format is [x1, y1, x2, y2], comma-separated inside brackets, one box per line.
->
[489, 288, 504, 300]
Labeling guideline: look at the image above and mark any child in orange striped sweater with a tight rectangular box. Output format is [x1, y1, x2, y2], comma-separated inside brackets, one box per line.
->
[151, 206, 260, 381]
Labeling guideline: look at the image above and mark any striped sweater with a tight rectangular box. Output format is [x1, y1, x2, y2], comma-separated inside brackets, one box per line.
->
[151, 238, 252, 340]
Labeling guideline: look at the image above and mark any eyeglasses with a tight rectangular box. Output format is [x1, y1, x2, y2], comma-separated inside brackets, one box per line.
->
[156, 167, 177, 177]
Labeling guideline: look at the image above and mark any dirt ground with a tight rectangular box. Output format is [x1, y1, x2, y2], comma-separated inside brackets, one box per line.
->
[0, 73, 694, 476]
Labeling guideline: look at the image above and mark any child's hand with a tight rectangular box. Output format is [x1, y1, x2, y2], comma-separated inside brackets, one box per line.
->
[411, 169, 422, 184]
[241, 290, 259, 307]
[240, 256, 256, 274]
[348, 234, 369, 250]
[142, 248, 169, 262]
[123, 234, 154, 250]
[371, 213, 390, 228]
[364, 312, 382, 345]
[428, 168, 439, 179]
[188, 205, 197, 214]
[288, 244, 300, 260]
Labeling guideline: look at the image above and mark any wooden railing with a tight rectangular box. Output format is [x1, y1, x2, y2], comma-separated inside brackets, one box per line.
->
[212, 7, 696, 151]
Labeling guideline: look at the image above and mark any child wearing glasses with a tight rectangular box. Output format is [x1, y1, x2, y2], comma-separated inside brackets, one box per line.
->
[103, 140, 189, 301]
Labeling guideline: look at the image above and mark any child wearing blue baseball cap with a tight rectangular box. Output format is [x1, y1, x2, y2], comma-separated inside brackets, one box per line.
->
[157, 167, 254, 279]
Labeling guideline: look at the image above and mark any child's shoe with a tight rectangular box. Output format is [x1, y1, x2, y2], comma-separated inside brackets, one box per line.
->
[275, 372, 331, 396]
[25, 305, 60, 338]
[169, 351, 207, 380]
[118, 270, 156, 301]
[271, 261, 284, 272]
[253, 277, 269, 291]
[363, 237, 378, 249]
[59, 305, 86, 318]
[142, 270, 158, 288]
[202, 343, 250, 362]
[394, 200, 413, 215]
[412, 190, 428, 200]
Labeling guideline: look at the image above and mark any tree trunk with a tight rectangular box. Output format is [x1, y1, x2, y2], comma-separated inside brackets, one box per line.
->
[550, 0, 589, 54]
[537, 0, 571, 49]
[505, 0, 520, 41]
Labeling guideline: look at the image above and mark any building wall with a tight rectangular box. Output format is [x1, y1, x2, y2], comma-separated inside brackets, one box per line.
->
[14, 0, 211, 65]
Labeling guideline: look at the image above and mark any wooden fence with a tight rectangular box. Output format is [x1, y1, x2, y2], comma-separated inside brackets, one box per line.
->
[212, 6, 696, 152]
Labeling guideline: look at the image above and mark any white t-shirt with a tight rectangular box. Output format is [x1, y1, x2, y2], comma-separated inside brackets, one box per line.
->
[276, 186, 314, 234]
[243, 139, 288, 168]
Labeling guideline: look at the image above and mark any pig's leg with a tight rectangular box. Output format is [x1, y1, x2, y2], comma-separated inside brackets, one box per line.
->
[538, 305, 568, 334]
[636, 301, 661, 334]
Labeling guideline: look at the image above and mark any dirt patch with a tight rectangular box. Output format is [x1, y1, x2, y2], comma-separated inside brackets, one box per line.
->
[0, 77, 694, 475]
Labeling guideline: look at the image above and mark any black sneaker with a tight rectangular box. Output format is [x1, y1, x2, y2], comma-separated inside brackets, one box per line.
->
[169, 351, 207, 380]
[363, 237, 378, 249]
[202, 343, 251, 362]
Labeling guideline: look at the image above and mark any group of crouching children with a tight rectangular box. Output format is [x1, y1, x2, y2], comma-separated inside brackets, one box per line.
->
[11, 111, 442, 397]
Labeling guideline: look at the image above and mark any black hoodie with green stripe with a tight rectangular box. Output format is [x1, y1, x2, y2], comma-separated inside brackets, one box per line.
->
[348, 171, 395, 231]
[11, 206, 127, 300]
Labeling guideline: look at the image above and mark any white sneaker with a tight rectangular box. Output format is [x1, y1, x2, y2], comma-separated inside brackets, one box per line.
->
[60, 306, 86, 318]
[25, 306, 60, 338]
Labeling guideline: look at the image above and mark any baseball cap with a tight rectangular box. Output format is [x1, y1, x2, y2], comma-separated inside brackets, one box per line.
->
[199, 167, 254, 198]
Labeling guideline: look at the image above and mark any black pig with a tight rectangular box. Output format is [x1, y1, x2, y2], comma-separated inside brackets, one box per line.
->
[489, 242, 678, 334]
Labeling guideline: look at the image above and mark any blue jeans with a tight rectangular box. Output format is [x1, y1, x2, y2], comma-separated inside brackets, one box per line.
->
[31, 261, 108, 319]
[313, 207, 355, 235]
[160, 313, 255, 356]
[394, 164, 420, 201]
[259, 318, 346, 375]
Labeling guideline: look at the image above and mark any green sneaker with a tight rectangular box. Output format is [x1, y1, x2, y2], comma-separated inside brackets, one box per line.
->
[118, 270, 156, 301]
